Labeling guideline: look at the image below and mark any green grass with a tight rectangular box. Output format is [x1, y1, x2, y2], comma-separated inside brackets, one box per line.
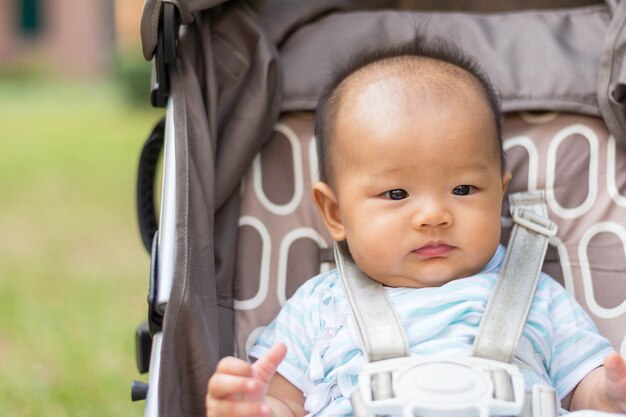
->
[0, 77, 162, 416]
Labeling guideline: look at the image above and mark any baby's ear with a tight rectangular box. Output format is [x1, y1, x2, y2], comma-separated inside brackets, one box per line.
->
[502, 171, 512, 194]
[312, 182, 346, 241]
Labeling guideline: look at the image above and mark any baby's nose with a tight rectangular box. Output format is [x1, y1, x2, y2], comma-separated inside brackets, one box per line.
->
[411, 200, 452, 229]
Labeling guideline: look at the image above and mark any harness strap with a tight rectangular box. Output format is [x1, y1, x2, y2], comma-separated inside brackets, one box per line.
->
[334, 240, 409, 362]
[473, 191, 557, 363]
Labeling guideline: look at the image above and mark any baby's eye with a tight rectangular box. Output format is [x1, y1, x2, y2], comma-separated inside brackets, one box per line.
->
[384, 189, 409, 200]
[452, 185, 474, 196]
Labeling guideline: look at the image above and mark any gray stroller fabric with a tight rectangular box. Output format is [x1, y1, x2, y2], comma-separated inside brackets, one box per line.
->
[158, 3, 281, 416]
[275, 5, 626, 150]
[141, 0, 224, 59]
[279, 8, 609, 113]
[598, 0, 626, 152]
[141, 1, 626, 416]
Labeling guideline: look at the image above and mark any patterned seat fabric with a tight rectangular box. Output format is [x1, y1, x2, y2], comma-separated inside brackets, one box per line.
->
[233, 111, 626, 358]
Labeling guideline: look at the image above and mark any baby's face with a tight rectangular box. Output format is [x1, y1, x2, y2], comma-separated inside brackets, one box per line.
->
[325, 76, 509, 288]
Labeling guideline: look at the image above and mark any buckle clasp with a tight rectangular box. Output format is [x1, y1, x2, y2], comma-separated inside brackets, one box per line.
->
[512, 209, 557, 237]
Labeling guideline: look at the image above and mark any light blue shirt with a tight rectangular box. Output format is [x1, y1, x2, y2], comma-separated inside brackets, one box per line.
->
[250, 245, 613, 416]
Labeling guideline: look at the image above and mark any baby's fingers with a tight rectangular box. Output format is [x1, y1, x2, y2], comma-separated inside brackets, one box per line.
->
[604, 352, 626, 383]
[215, 356, 254, 377]
[206, 397, 270, 417]
[208, 373, 262, 400]
[252, 343, 287, 384]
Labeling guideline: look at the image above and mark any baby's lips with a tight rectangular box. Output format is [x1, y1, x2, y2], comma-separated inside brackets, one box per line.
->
[413, 242, 455, 258]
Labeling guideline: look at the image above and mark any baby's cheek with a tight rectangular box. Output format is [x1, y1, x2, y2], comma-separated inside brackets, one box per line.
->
[351, 248, 389, 279]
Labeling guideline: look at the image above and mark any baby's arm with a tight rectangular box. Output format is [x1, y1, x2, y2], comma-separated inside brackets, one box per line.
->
[205, 343, 306, 417]
[567, 352, 626, 413]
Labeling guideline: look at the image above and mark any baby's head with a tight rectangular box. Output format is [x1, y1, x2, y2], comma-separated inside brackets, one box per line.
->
[312, 35, 512, 288]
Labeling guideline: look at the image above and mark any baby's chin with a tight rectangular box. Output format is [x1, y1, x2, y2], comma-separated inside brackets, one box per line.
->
[373, 274, 460, 289]
[373, 266, 485, 288]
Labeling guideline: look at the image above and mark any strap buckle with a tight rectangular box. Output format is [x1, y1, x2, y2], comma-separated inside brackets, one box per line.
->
[353, 356, 526, 417]
[512, 209, 557, 237]
[151, 2, 179, 107]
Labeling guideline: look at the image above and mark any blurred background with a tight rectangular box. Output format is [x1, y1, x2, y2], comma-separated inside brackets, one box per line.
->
[0, 0, 161, 415]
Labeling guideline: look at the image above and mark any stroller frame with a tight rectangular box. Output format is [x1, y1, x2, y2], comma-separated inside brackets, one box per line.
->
[133, 1, 626, 416]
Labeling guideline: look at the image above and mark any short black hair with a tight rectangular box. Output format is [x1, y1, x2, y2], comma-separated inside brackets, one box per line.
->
[315, 34, 503, 184]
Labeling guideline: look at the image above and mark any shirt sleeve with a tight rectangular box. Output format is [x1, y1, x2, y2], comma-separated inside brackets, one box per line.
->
[545, 277, 614, 399]
[249, 273, 327, 392]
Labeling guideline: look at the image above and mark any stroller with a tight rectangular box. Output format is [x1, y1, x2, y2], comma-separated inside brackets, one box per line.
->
[132, 0, 626, 416]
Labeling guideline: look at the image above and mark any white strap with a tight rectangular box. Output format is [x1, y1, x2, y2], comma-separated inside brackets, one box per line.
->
[334, 240, 409, 362]
[473, 191, 557, 363]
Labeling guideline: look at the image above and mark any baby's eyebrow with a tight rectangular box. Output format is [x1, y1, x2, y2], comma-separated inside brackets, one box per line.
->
[369, 166, 409, 176]
[454, 162, 490, 171]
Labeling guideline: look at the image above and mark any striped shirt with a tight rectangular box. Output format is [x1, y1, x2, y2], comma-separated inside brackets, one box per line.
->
[250, 245, 613, 416]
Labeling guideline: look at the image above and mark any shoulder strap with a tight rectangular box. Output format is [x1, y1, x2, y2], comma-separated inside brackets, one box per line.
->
[472, 191, 557, 363]
[334, 240, 409, 362]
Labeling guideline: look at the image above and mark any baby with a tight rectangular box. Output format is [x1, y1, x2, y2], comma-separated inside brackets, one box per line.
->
[206, 36, 626, 417]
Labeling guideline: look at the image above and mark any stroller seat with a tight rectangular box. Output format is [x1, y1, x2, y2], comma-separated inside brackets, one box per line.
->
[135, 1, 626, 416]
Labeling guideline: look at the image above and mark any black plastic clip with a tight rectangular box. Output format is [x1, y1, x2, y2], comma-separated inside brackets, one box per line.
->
[131, 380, 149, 402]
[151, 2, 179, 107]
[131, 232, 160, 393]
[135, 320, 152, 374]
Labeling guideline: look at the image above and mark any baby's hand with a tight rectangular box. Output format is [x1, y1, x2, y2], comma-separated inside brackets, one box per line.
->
[206, 343, 287, 417]
[602, 351, 626, 413]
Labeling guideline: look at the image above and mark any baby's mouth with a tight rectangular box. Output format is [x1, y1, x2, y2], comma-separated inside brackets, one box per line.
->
[413, 241, 455, 258]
